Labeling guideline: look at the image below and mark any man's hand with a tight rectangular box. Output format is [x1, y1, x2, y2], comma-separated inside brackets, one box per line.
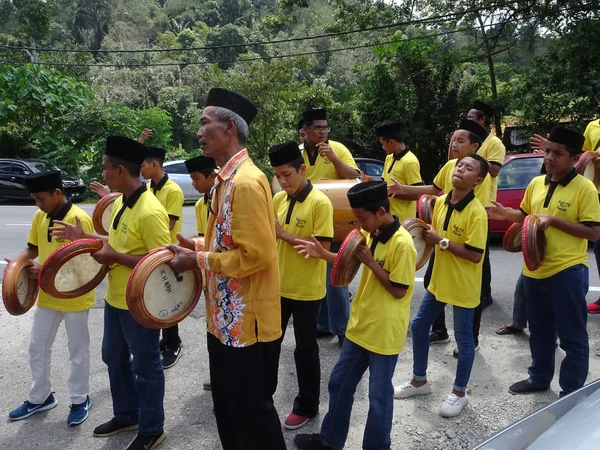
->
[176, 233, 197, 251]
[530, 134, 547, 153]
[50, 217, 85, 241]
[533, 214, 554, 231]
[360, 171, 375, 182]
[24, 260, 41, 280]
[354, 243, 375, 266]
[485, 201, 510, 221]
[387, 178, 405, 199]
[90, 241, 118, 265]
[90, 181, 111, 197]
[293, 236, 325, 260]
[138, 128, 154, 144]
[422, 226, 442, 246]
[317, 143, 337, 162]
[166, 245, 198, 272]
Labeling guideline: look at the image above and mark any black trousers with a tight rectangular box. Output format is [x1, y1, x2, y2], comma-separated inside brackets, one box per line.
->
[280, 297, 321, 417]
[161, 324, 181, 347]
[207, 333, 286, 450]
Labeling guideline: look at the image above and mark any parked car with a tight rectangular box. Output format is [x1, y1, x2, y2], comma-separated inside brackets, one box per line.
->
[355, 157, 385, 181]
[491, 153, 544, 235]
[473, 378, 600, 449]
[0, 159, 86, 201]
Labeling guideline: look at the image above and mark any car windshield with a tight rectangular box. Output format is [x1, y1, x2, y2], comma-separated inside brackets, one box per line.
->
[498, 157, 544, 190]
[28, 161, 60, 173]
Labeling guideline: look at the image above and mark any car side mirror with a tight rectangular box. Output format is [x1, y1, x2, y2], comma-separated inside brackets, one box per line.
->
[23, 171, 30, 175]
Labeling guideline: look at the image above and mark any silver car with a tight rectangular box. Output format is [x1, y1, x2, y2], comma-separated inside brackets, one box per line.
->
[163, 160, 199, 201]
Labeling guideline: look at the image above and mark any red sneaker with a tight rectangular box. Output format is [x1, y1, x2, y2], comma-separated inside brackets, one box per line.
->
[588, 302, 600, 314]
[284, 413, 310, 430]
[203, 380, 212, 390]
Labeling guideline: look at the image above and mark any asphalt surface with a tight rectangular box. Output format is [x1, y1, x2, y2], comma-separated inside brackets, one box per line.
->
[1, 201, 600, 450]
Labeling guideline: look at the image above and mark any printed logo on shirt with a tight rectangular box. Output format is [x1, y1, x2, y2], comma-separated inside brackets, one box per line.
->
[557, 199, 571, 213]
[121, 223, 128, 234]
[376, 257, 385, 268]
[295, 217, 307, 228]
[452, 224, 464, 237]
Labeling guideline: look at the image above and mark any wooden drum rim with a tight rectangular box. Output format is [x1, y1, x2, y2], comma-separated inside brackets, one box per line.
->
[576, 151, 600, 187]
[330, 229, 365, 287]
[502, 222, 523, 253]
[2, 258, 38, 316]
[402, 218, 434, 270]
[522, 215, 546, 271]
[92, 192, 122, 235]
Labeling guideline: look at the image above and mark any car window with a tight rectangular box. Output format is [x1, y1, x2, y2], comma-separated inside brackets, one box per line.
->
[0, 162, 12, 172]
[498, 157, 544, 190]
[27, 161, 59, 173]
[11, 164, 28, 175]
[164, 163, 187, 175]
[364, 162, 384, 177]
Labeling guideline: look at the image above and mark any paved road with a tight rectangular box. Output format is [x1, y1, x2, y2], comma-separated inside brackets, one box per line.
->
[1, 202, 600, 449]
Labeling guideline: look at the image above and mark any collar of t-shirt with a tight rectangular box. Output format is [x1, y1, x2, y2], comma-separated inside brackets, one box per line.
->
[542, 167, 577, 208]
[112, 184, 147, 230]
[387, 148, 410, 173]
[369, 216, 400, 254]
[151, 174, 169, 193]
[442, 190, 476, 231]
[284, 181, 313, 224]
[46, 199, 73, 242]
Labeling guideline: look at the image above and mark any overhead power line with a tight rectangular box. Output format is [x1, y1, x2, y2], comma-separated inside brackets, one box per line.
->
[0, 1, 521, 54]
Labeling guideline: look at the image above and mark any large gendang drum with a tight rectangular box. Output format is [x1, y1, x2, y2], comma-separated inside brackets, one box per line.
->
[92, 192, 122, 236]
[2, 258, 39, 315]
[401, 218, 434, 270]
[313, 179, 360, 242]
[330, 229, 366, 287]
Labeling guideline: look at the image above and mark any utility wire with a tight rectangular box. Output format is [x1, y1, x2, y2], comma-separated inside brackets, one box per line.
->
[0, 1, 521, 54]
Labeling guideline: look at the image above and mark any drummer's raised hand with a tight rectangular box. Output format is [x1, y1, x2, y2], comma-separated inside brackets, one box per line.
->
[484, 201, 509, 220]
[530, 134, 548, 152]
[354, 243, 375, 265]
[50, 216, 85, 241]
[166, 245, 197, 272]
[90, 181, 111, 197]
[387, 179, 404, 198]
[293, 236, 325, 260]
[176, 233, 196, 251]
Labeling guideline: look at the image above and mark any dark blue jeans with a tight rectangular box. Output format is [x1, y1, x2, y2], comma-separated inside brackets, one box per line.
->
[512, 273, 527, 330]
[102, 301, 165, 436]
[320, 339, 398, 450]
[523, 264, 589, 396]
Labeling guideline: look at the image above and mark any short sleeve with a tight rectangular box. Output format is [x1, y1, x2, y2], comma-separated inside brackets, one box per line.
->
[388, 235, 416, 287]
[464, 208, 488, 253]
[520, 180, 535, 215]
[433, 161, 451, 191]
[484, 137, 506, 165]
[577, 181, 600, 224]
[165, 187, 184, 220]
[583, 122, 594, 151]
[312, 197, 334, 240]
[140, 209, 171, 251]
[403, 159, 422, 186]
[334, 143, 359, 171]
[27, 211, 41, 246]
[78, 214, 95, 234]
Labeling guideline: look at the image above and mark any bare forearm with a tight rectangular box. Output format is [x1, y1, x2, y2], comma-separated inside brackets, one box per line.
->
[397, 185, 440, 201]
[446, 243, 482, 264]
[112, 253, 145, 269]
[332, 159, 360, 179]
[488, 164, 501, 178]
[364, 260, 407, 299]
[15, 247, 38, 261]
[551, 219, 600, 241]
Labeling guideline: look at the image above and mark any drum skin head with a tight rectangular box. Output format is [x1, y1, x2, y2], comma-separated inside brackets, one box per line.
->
[126, 247, 203, 329]
[576, 151, 600, 187]
[503, 222, 523, 252]
[92, 192, 122, 235]
[2, 258, 38, 316]
[402, 218, 434, 270]
[522, 215, 546, 271]
[330, 229, 366, 287]
[39, 239, 108, 299]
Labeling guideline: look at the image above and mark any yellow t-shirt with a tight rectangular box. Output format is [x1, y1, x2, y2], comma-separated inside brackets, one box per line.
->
[520, 170, 600, 279]
[27, 202, 96, 312]
[303, 140, 359, 180]
[105, 186, 171, 310]
[428, 191, 488, 308]
[583, 119, 600, 194]
[383, 150, 423, 221]
[477, 134, 506, 202]
[273, 183, 334, 301]
[433, 159, 492, 206]
[346, 220, 416, 355]
[149, 176, 184, 244]
[195, 195, 210, 236]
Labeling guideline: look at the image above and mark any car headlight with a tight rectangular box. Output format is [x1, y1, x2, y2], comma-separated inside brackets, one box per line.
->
[78, 178, 84, 186]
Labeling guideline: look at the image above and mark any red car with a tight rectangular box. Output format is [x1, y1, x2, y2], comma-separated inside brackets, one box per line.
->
[491, 153, 545, 235]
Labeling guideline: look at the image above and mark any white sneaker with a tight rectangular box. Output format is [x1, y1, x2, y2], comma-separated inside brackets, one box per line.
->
[393, 381, 432, 399]
[439, 392, 468, 417]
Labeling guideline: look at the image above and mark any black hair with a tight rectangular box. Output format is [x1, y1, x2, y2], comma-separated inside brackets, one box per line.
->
[198, 169, 216, 177]
[380, 132, 404, 143]
[464, 153, 489, 178]
[144, 157, 164, 168]
[467, 132, 483, 148]
[471, 109, 491, 128]
[281, 156, 305, 171]
[355, 198, 390, 214]
[565, 146, 581, 156]
[106, 155, 141, 177]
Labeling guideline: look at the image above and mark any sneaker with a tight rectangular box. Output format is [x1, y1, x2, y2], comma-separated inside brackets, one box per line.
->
[8, 393, 57, 421]
[509, 379, 550, 395]
[393, 381, 432, 399]
[439, 392, 468, 417]
[284, 412, 310, 430]
[203, 379, 212, 391]
[294, 433, 334, 450]
[588, 302, 600, 314]
[93, 418, 139, 437]
[67, 396, 92, 426]
[126, 432, 166, 450]
[453, 343, 480, 359]
[429, 331, 450, 344]
[162, 343, 183, 369]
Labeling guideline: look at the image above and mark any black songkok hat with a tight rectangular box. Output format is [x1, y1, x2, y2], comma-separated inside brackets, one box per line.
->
[184, 155, 217, 174]
[458, 119, 489, 142]
[347, 181, 387, 208]
[25, 170, 62, 194]
[471, 100, 495, 118]
[145, 146, 166, 161]
[375, 121, 403, 137]
[205, 88, 257, 126]
[297, 118, 305, 132]
[104, 136, 146, 166]
[268, 141, 303, 167]
[302, 108, 328, 122]
[548, 127, 585, 154]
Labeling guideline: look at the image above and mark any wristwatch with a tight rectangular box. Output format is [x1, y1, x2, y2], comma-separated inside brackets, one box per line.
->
[439, 238, 450, 251]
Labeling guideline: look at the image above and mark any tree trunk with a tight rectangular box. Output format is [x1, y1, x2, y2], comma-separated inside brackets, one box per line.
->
[476, 13, 502, 138]
[25, 36, 39, 64]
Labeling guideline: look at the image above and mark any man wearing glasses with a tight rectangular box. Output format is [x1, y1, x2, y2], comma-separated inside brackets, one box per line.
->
[301, 108, 360, 345]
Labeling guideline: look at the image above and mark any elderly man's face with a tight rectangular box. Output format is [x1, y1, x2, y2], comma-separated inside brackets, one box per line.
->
[197, 106, 230, 158]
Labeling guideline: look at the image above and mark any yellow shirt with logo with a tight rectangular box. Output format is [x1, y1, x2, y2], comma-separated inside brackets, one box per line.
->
[303, 140, 359, 180]
[520, 171, 600, 279]
[583, 119, 600, 194]
[433, 159, 492, 206]
[346, 220, 416, 355]
[27, 203, 96, 312]
[195, 195, 209, 236]
[383, 150, 423, 221]
[148, 177, 184, 244]
[428, 191, 488, 308]
[477, 134, 506, 202]
[105, 187, 171, 310]
[273, 184, 334, 301]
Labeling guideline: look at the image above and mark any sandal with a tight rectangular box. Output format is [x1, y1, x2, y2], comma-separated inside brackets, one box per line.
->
[496, 324, 524, 335]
